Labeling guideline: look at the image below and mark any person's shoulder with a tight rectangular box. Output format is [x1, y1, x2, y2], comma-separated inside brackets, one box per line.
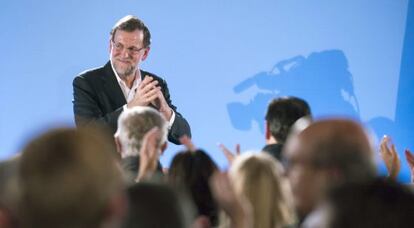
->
[76, 65, 106, 79]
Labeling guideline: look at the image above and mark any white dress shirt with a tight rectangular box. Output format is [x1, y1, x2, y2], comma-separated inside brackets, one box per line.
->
[110, 61, 176, 128]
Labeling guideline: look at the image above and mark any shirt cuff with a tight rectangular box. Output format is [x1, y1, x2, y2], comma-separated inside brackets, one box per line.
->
[168, 110, 176, 129]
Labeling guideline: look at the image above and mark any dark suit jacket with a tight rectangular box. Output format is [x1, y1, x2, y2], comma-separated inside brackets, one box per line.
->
[262, 143, 284, 162]
[121, 155, 163, 184]
[73, 61, 191, 144]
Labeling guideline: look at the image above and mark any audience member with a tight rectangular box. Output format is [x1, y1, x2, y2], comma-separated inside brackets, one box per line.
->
[17, 127, 126, 228]
[227, 153, 297, 228]
[121, 183, 190, 228]
[114, 106, 168, 183]
[210, 171, 252, 228]
[283, 119, 376, 223]
[303, 179, 414, 228]
[0, 157, 19, 228]
[263, 96, 311, 161]
[220, 96, 311, 164]
[168, 149, 219, 226]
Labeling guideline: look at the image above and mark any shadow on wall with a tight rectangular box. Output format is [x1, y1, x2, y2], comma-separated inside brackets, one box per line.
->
[227, 49, 360, 133]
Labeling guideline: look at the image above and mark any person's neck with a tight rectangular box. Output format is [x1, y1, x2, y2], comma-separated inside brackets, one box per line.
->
[121, 71, 138, 89]
[266, 137, 278, 145]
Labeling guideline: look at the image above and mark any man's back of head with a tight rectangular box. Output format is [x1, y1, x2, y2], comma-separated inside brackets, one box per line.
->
[18, 127, 124, 228]
[265, 96, 311, 144]
[122, 183, 189, 228]
[115, 106, 168, 158]
[323, 179, 414, 228]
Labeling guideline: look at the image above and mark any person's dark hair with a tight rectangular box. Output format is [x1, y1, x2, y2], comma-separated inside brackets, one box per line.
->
[265, 96, 311, 143]
[326, 179, 414, 228]
[168, 149, 219, 226]
[110, 15, 151, 48]
[122, 183, 187, 228]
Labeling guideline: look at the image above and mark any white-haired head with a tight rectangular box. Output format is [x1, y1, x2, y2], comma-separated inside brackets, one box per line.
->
[115, 107, 168, 158]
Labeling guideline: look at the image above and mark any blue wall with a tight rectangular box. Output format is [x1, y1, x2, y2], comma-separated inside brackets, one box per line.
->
[1, 0, 412, 181]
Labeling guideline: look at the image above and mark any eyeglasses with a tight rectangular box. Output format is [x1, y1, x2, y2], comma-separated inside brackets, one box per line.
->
[111, 40, 146, 56]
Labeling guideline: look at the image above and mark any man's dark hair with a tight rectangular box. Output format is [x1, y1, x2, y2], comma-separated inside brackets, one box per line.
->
[265, 96, 311, 143]
[122, 183, 188, 228]
[110, 15, 151, 48]
[326, 179, 414, 228]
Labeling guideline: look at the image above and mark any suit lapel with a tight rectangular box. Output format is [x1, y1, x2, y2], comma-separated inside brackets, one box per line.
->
[102, 61, 127, 109]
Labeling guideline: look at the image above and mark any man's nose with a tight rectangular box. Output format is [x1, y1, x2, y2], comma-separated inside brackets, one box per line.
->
[120, 48, 131, 58]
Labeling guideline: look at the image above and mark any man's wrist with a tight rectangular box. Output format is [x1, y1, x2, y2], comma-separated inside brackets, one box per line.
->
[161, 107, 173, 120]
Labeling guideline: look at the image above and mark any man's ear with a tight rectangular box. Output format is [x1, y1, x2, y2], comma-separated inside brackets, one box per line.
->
[109, 38, 113, 55]
[160, 142, 167, 155]
[141, 47, 150, 61]
[114, 136, 122, 155]
[265, 121, 271, 140]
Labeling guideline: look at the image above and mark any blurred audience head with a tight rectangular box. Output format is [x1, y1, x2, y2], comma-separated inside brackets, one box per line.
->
[229, 153, 296, 228]
[122, 183, 189, 228]
[169, 149, 219, 226]
[283, 118, 376, 220]
[265, 96, 311, 144]
[18, 127, 125, 228]
[305, 179, 414, 228]
[0, 157, 20, 228]
[115, 106, 168, 158]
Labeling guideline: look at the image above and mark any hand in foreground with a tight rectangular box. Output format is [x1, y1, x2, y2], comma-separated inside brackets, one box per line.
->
[128, 76, 160, 108]
[380, 136, 401, 180]
[136, 127, 161, 182]
[405, 149, 414, 183]
[179, 135, 196, 152]
[209, 172, 252, 228]
[219, 143, 240, 166]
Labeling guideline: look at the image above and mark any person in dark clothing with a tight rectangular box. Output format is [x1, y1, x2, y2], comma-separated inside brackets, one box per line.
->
[263, 96, 311, 161]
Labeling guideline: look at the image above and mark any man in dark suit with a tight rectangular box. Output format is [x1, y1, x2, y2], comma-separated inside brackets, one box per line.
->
[262, 96, 311, 161]
[73, 15, 190, 144]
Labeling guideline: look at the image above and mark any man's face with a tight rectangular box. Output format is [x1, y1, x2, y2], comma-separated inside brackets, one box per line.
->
[110, 29, 149, 78]
[283, 136, 329, 218]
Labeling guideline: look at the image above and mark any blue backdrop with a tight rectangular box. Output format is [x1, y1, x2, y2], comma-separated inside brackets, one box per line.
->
[1, 0, 413, 181]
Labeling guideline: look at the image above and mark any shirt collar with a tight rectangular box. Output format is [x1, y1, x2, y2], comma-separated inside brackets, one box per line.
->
[110, 59, 141, 88]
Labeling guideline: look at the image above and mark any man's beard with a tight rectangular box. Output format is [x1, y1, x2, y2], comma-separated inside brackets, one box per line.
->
[115, 64, 136, 79]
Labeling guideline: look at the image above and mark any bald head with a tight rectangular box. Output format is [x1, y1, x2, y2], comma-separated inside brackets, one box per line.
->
[283, 119, 376, 219]
[297, 119, 374, 180]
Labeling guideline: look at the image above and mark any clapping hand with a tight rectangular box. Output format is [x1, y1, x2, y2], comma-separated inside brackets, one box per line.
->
[379, 135, 401, 180]
[128, 76, 160, 108]
[219, 143, 241, 166]
[405, 149, 414, 183]
[136, 127, 161, 182]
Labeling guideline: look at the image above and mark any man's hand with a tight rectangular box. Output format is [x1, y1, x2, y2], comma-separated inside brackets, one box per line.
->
[136, 127, 161, 182]
[127, 76, 160, 108]
[405, 149, 414, 183]
[179, 135, 196, 152]
[209, 171, 252, 228]
[380, 135, 401, 180]
[219, 143, 241, 166]
[151, 87, 173, 121]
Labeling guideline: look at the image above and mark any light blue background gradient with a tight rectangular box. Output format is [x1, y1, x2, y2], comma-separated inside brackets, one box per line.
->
[1, 0, 412, 181]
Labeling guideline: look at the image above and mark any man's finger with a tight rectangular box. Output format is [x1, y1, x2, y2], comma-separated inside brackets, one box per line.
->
[235, 144, 241, 155]
[139, 81, 159, 94]
[179, 135, 196, 152]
